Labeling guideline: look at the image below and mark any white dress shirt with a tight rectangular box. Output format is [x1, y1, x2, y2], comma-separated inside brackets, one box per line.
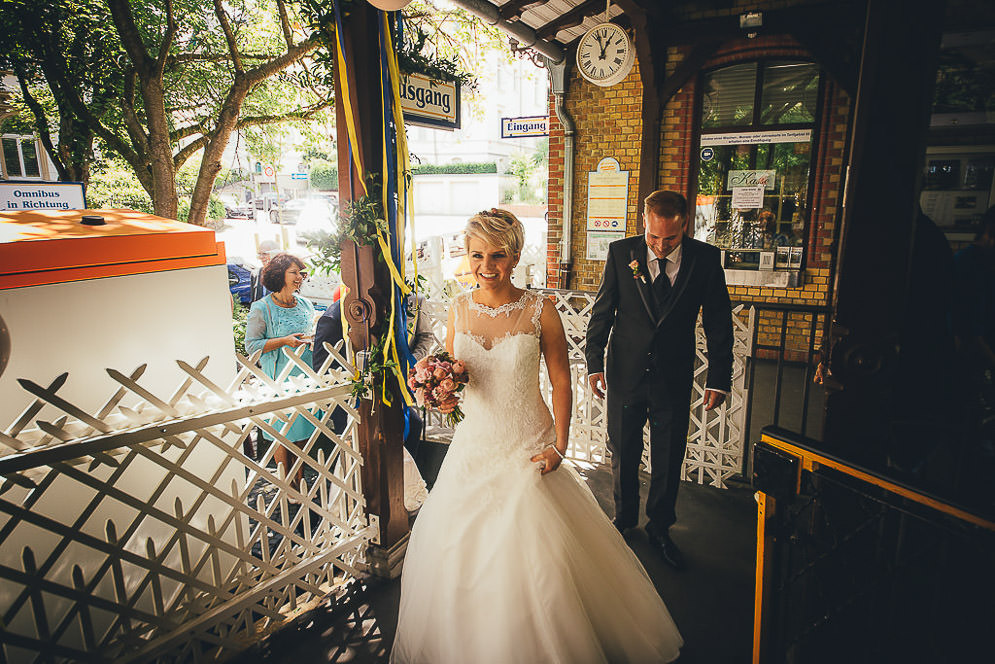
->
[646, 243, 682, 285]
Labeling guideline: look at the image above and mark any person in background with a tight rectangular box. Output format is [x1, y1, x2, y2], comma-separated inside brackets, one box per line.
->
[313, 285, 436, 508]
[245, 252, 316, 497]
[250, 240, 280, 302]
[313, 285, 438, 450]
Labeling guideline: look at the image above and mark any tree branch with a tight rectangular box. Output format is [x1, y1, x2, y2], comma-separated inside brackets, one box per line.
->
[239, 34, 322, 89]
[120, 69, 152, 157]
[235, 99, 334, 129]
[171, 119, 211, 142]
[173, 135, 209, 170]
[168, 52, 273, 64]
[154, 0, 178, 79]
[212, 0, 244, 73]
[275, 0, 295, 49]
[107, 0, 151, 75]
[13, 69, 66, 178]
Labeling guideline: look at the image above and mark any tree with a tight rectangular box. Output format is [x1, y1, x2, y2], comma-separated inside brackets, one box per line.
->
[0, 0, 337, 225]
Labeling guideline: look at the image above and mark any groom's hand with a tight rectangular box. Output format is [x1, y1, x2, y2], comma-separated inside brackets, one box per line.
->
[588, 372, 606, 399]
[704, 389, 726, 411]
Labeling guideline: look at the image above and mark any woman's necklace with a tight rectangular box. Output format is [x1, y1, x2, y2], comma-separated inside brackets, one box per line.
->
[271, 292, 296, 308]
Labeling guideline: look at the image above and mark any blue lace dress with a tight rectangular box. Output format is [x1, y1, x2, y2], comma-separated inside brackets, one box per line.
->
[245, 294, 317, 442]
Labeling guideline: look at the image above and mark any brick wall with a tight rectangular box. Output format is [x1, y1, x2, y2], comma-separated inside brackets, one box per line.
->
[546, 58, 645, 291]
[545, 26, 852, 358]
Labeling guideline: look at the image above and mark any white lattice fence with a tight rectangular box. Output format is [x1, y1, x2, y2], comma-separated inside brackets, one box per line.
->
[417, 287, 752, 487]
[0, 343, 373, 663]
[537, 289, 753, 487]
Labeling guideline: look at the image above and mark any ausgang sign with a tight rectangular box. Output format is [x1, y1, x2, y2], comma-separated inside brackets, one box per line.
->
[501, 116, 550, 139]
[399, 73, 460, 130]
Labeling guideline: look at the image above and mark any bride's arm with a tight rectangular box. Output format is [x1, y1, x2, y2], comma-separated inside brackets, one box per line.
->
[539, 299, 572, 462]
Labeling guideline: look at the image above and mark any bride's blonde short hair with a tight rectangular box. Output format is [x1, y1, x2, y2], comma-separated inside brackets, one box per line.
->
[464, 208, 525, 255]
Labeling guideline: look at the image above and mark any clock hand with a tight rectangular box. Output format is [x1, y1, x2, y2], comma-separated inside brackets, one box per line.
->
[593, 33, 605, 58]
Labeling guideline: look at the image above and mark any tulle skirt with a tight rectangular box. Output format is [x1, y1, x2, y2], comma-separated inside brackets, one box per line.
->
[390, 446, 682, 664]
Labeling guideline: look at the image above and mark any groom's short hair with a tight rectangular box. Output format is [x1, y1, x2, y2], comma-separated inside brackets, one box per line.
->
[644, 190, 688, 220]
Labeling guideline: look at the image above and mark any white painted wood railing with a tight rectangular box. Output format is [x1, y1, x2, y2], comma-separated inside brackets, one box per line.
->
[0, 344, 372, 662]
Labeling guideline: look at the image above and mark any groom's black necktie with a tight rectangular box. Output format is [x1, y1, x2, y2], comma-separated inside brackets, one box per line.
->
[652, 258, 671, 309]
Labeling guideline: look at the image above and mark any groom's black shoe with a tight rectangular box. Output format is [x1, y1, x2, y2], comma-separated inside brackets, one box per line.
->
[646, 523, 685, 570]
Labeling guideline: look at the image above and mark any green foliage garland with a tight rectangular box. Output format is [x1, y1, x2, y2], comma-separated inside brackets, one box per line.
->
[307, 177, 388, 275]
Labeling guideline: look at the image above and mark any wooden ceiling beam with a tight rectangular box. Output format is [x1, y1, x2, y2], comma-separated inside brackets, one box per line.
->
[497, 0, 545, 20]
[536, 0, 606, 41]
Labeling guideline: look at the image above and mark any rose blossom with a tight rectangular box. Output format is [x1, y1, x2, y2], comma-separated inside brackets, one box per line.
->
[438, 378, 456, 393]
[452, 360, 466, 374]
[433, 367, 448, 380]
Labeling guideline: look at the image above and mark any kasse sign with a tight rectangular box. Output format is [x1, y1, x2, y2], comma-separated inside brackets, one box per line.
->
[399, 73, 460, 130]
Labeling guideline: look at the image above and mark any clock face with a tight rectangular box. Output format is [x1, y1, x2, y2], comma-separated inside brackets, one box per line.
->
[576, 23, 635, 87]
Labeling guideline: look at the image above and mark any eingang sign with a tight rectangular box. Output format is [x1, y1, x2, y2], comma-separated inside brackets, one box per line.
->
[399, 73, 460, 130]
[501, 116, 550, 138]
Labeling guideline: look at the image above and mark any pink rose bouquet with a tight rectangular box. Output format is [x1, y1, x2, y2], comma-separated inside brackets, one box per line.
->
[407, 351, 469, 426]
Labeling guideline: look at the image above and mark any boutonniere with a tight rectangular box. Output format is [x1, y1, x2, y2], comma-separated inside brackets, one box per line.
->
[628, 259, 646, 284]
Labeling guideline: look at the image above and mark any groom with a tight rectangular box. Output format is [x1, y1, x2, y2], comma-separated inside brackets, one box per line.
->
[585, 189, 733, 569]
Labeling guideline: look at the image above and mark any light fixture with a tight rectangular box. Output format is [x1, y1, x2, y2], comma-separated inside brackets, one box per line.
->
[367, 0, 413, 9]
[739, 11, 763, 39]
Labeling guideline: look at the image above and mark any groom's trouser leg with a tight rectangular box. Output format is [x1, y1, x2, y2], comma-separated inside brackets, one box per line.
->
[645, 389, 691, 529]
[606, 390, 648, 527]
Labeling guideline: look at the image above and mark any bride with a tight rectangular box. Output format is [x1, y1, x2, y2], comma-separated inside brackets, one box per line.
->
[390, 209, 682, 663]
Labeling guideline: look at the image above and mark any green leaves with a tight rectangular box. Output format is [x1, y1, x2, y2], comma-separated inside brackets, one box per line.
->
[307, 176, 387, 275]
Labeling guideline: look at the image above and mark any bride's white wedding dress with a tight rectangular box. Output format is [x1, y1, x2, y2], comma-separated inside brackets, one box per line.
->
[391, 290, 682, 664]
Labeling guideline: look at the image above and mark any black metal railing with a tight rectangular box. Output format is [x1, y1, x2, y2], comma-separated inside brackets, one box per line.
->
[740, 302, 832, 475]
[755, 438, 995, 663]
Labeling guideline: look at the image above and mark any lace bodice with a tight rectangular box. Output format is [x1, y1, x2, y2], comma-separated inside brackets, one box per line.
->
[448, 290, 555, 469]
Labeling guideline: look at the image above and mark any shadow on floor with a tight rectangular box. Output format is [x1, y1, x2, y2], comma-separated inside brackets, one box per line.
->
[233, 459, 756, 664]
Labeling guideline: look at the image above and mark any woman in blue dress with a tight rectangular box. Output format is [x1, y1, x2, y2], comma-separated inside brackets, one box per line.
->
[245, 252, 316, 490]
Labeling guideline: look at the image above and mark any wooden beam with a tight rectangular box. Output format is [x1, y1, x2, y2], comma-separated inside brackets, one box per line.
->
[825, 0, 946, 452]
[333, 2, 409, 560]
[536, 0, 605, 41]
[658, 40, 722, 106]
[497, 0, 544, 20]
[620, 1, 665, 216]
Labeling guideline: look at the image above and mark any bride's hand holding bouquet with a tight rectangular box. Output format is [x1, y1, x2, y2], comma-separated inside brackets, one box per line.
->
[408, 351, 469, 427]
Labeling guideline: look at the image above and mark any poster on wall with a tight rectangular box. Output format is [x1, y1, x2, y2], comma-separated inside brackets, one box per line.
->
[587, 162, 629, 232]
[731, 185, 764, 209]
[587, 231, 624, 260]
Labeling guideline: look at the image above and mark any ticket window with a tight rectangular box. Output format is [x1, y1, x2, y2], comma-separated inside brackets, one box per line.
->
[693, 61, 821, 281]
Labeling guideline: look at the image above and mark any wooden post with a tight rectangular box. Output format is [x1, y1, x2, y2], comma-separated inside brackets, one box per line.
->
[333, 2, 409, 576]
[825, 0, 946, 451]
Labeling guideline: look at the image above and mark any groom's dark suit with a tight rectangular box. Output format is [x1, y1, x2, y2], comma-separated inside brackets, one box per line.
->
[586, 234, 733, 529]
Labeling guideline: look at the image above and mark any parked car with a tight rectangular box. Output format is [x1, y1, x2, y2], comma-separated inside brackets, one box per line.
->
[227, 262, 253, 305]
[224, 202, 254, 219]
[294, 199, 337, 235]
[224, 203, 253, 219]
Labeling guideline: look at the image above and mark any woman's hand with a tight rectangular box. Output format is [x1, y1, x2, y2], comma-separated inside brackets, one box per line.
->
[437, 396, 459, 414]
[281, 333, 307, 349]
[530, 445, 566, 476]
